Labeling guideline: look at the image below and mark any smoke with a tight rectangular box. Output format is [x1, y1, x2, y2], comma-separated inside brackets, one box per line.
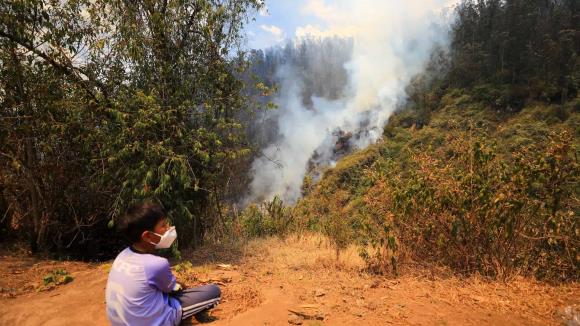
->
[246, 0, 455, 204]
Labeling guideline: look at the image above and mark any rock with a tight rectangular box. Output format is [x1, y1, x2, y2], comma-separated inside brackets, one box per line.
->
[216, 264, 232, 270]
[288, 313, 303, 325]
[209, 276, 232, 283]
[471, 295, 487, 303]
[315, 289, 326, 297]
[288, 305, 325, 321]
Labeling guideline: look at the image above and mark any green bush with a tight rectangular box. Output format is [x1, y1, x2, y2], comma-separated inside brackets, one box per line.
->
[39, 269, 74, 291]
[366, 131, 577, 280]
[239, 196, 294, 238]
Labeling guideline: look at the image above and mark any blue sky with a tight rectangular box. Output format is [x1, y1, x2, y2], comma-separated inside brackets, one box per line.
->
[244, 0, 458, 50]
[245, 0, 326, 50]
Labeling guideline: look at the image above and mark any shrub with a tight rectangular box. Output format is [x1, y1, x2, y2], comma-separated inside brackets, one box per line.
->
[379, 131, 578, 280]
[297, 101, 578, 281]
[239, 196, 294, 238]
[39, 269, 74, 291]
[318, 190, 359, 260]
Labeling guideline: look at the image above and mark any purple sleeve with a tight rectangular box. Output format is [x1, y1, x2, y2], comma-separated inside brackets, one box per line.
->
[144, 257, 176, 293]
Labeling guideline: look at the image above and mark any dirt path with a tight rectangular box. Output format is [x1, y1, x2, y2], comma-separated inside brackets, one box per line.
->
[1, 268, 108, 326]
[1, 236, 578, 326]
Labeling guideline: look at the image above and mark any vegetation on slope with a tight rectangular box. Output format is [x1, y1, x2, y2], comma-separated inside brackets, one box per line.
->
[295, 90, 578, 281]
[233, 0, 580, 282]
[280, 0, 580, 281]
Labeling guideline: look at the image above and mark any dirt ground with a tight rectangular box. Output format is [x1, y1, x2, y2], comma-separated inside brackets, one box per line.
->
[1, 235, 578, 326]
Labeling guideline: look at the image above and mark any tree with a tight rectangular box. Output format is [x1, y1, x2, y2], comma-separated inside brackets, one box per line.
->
[448, 0, 579, 105]
[0, 0, 264, 255]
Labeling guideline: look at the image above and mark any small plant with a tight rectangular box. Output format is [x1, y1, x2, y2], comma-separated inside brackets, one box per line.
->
[239, 196, 294, 238]
[174, 261, 193, 274]
[38, 269, 74, 291]
[323, 210, 353, 261]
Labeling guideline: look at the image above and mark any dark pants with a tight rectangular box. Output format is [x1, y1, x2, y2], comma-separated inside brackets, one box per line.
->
[173, 284, 221, 320]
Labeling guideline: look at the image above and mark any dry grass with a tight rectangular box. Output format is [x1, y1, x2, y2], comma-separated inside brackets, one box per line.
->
[242, 233, 365, 273]
[178, 234, 579, 324]
[0, 235, 577, 325]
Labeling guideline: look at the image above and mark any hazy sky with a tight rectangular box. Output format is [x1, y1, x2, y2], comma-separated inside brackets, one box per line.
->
[245, 0, 323, 49]
[245, 0, 458, 50]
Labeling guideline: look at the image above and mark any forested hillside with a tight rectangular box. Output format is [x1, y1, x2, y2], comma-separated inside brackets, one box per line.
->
[0, 0, 578, 278]
[290, 0, 579, 281]
[241, 37, 353, 159]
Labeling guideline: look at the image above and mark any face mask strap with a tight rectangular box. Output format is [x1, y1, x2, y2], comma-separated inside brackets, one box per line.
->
[146, 226, 175, 247]
[153, 226, 174, 237]
[145, 230, 162, 246]
[150, 227, 173, 238]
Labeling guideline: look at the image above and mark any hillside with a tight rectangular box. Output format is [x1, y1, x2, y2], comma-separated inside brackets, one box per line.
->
[295, 89, 579, 281]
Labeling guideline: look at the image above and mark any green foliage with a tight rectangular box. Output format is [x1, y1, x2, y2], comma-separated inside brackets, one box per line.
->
[297, 148, 380, 260]
[239, 196, 294, 238]
[448, 0, 579, 105]
[390, 131, 577, 280]
[39, 269, 74, 291]
[317, 190, 356, 260]
[174, 261, 193, 274]
[0, 0, 265, 255]
[297, 93, 579, 281]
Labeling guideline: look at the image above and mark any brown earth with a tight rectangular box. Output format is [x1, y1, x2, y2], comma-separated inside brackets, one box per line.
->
[1, 235, 578, 326]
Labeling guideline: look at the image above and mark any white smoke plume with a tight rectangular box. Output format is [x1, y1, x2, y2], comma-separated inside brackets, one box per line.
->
[246, 0, 456, 204]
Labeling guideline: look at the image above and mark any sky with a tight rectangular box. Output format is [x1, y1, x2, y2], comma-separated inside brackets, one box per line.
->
[244, 0, 459, 50]
[245, 0, 345, 50]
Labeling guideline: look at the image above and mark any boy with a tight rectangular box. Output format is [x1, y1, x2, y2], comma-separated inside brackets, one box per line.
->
[106, 202, 221, 325]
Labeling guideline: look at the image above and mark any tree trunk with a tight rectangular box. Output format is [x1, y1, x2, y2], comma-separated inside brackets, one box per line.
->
[0, 185, 8, 231]
[561, 86, 568, 103]
[25, 138, 42, 251]
[10, 46, 42, 252]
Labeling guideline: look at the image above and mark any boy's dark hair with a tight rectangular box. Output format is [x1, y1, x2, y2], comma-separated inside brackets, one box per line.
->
[118, 202, 167, 244]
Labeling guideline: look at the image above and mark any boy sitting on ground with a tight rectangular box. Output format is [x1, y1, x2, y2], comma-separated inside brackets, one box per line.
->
[105, 202, 221, 325]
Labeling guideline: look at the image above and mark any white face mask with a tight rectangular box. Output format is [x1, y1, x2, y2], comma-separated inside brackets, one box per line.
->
[148, 226, 177, 249]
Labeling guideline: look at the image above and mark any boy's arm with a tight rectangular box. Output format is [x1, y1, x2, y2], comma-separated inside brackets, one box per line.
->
[146, 258, 177, 293]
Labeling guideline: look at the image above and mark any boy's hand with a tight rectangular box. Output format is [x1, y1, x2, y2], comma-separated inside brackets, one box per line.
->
[172, 283, 183, 293]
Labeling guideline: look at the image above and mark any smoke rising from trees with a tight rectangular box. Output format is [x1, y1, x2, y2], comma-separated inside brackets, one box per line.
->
[245, 0, 454, 204]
